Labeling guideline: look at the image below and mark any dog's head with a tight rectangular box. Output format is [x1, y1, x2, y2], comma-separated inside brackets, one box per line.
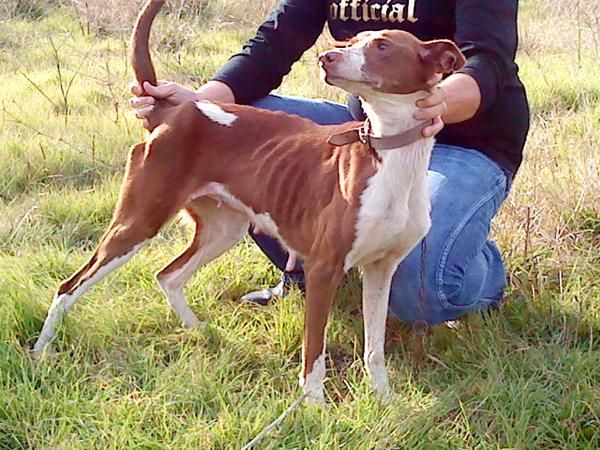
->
[319, 30, 465, 96]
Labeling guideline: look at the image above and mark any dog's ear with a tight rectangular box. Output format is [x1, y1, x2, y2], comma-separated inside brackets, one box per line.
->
[419, 40, 466, 73]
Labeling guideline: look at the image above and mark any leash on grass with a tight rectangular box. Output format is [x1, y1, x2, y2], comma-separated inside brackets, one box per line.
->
[241, 392, 309, 450]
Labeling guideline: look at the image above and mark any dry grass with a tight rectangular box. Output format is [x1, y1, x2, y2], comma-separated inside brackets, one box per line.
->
[498, 0, 600, 330]
[0, 0, 63, 20]
[68, 0, 278, 34]
[519, 0, 599, 60]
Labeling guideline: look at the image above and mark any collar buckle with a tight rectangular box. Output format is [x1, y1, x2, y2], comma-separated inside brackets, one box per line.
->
[358, 119, 371, 146]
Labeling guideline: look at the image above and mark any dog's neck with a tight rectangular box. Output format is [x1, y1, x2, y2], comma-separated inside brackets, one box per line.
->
[357, 90, 433, 177]
[359, 91, 428, 138]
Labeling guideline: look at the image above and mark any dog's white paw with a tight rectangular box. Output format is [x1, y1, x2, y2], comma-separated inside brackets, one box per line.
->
[31, 342, 56, 361]
[370, 374, 390, 395]
[182, 316, 204, 329]
[304, 390, 326, 407]
[373, 382, 391, 397]
[367, 363, 390, 397]
[377, 389, 397, 406]
[373, 383, 395, 402]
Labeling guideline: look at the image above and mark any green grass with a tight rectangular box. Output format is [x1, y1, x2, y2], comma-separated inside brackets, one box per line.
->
[1, 1, 599, 448]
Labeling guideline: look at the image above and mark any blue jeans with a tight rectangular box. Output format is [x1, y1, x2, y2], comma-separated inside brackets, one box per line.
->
[249, 94, 512, 325]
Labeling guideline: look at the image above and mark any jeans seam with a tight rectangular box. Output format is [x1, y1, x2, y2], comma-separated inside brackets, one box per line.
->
[435, 176, 505, 310]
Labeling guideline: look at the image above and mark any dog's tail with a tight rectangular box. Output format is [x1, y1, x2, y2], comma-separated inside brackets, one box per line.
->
[130, 0, 165, 97]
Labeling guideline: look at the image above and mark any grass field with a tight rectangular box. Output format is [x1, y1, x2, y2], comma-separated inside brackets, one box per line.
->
[0, 0, 598, 448]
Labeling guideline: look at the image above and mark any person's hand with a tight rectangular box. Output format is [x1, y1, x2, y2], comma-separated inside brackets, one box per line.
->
[129, 80, 235, 129]
[129, 80, 198, 123]
[414, 85, 447, 137]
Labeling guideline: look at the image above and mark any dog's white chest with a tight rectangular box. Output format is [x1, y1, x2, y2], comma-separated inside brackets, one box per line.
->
[344, 146, 429, 270]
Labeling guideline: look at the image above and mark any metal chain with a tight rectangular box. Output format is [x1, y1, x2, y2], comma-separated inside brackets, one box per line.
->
[413, 238, 429, 363]
[358, 119, 382, 163]
[358, 118, 371, 144]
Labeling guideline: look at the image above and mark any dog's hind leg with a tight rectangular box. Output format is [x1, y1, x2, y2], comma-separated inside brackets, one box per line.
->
[33, 226, 149, 356]
[33, 143, 185, 356]
[156, 198, 249, 328]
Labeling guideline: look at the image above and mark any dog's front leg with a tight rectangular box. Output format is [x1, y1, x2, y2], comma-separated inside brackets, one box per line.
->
[361, 256, 400, 397]
[300, 260, 344, 404]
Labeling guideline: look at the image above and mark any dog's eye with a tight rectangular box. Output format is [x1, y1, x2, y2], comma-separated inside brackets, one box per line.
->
[376, 41, 389, 51]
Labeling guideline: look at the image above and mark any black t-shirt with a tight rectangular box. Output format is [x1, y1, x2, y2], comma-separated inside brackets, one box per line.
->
[213, 0, 530, 175]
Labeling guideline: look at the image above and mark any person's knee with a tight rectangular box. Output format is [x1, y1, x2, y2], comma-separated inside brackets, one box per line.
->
[440, 242, 507, 307]
[388, 257, 478, 325]
[388, 249, 505, 325]
[439, 266, 471, 306]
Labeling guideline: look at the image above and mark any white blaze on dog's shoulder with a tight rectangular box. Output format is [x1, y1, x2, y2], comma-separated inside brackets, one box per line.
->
[195, 101, 237, 126]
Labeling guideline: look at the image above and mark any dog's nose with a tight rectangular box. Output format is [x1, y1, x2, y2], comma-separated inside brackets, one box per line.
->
[319, 50, 342, 65]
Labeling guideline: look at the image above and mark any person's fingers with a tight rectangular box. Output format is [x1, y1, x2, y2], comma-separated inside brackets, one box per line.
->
[416, 86, 446, 108]
[135, 105, 154, 119]
[143, 81, 176, 99]
[130, 79, 170, 96]
[417, 90, 445, 108]
[422, 116, 444, 137]
[414, 101, 447, 120]
[129, 96, 155, 109]
[129, 82, 143, 96]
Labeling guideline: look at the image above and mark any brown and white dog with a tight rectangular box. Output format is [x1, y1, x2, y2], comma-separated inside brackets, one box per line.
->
[33, 0, 464, 403]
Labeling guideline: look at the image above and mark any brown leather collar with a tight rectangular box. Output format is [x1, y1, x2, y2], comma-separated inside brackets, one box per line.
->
[328, 119, 433, 151]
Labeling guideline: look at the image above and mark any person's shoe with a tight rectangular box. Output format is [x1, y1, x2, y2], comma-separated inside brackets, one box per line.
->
[444, 320, 461, 330]
[240, 272, 306, 306]
[240, 280, 286, 306]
